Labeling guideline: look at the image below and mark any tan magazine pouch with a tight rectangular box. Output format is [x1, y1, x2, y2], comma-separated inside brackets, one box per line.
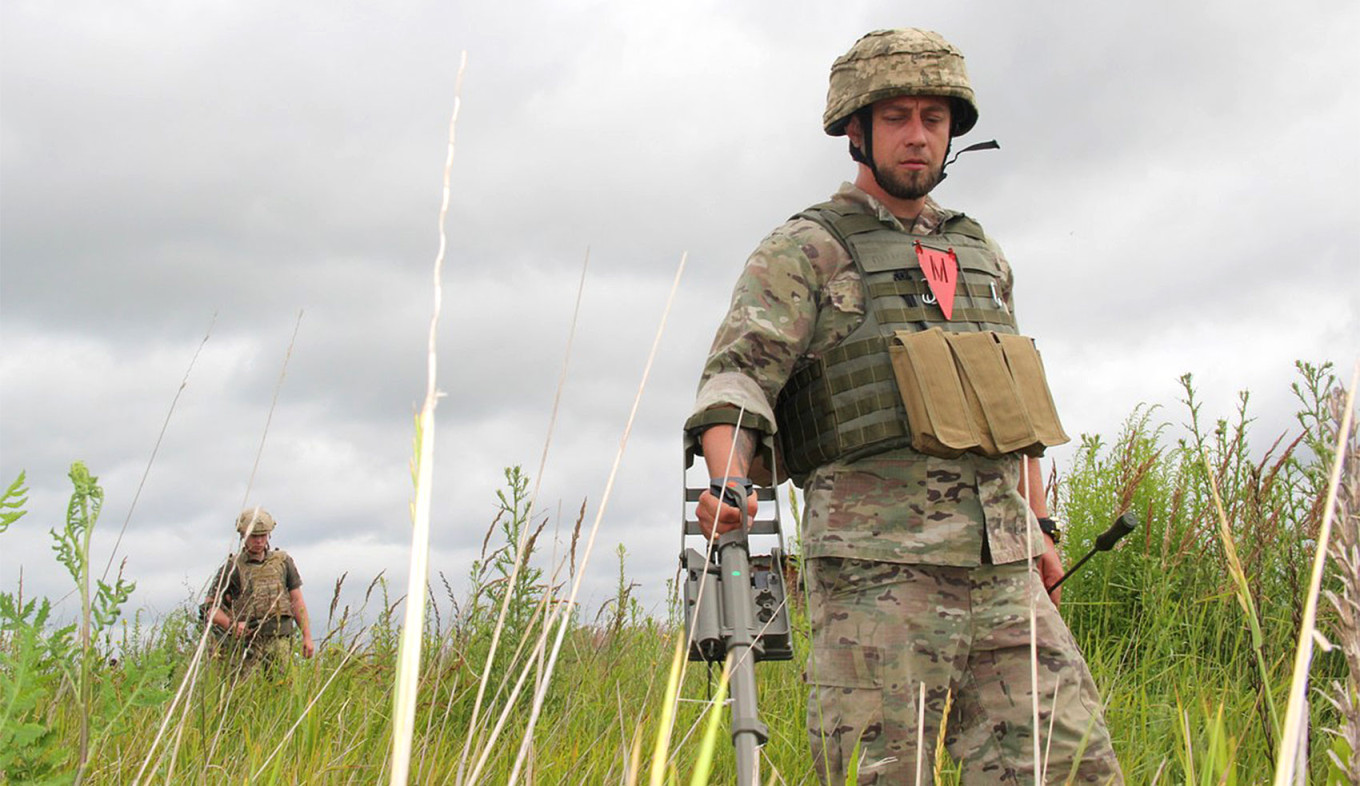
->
[995, 333, 1069, 451]
[889, 328, 975, 458]
[889, 328, 1069, 458]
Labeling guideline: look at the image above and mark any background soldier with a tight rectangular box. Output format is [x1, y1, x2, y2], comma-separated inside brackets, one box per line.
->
[687, 29, 1124, 784]
[202, 507, 315, 671]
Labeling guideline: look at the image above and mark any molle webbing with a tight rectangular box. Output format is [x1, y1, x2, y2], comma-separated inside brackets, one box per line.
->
[775, 202, 1019, 479]
[235, 550, 291, 623]
[777, 336, 909, 474]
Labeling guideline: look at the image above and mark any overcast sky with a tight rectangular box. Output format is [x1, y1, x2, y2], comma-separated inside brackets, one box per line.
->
[3, 1, 1357, 633]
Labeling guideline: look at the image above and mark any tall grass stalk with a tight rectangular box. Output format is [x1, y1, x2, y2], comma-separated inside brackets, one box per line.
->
[456, 250, 588, 784]
[687, 652, 732, 786]
[242, 310, 303, 512]
[1273, 365, 1357, 785]
[1327, 380, 1360, 777]
[254, 633, 366, 780]
[460, 544, 579, 785]
[1203, 452, 1282, 737]
[648, 635, 687, 786]
[669, 402, 746, 759]
[390, 49, 466, 786]
[1320, 374, 1360, 781]
[506, 252, 687, 783]
[1021, 458, 1043, 782]
[139, 313, 303, 784]
[100, 314, 214, 584]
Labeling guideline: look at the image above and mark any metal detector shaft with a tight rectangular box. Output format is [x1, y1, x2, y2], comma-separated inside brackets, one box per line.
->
[681, 436, 793, 786]
[1045, 511, 1138, 594]
[715, 525, 766, 786]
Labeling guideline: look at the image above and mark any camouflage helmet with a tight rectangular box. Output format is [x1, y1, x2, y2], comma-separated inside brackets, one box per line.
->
[823, 28, 979, 138]
[236, 507, 276, 536]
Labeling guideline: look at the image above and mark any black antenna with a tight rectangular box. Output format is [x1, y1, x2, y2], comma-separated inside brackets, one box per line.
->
[1046, 511, 1138, 594]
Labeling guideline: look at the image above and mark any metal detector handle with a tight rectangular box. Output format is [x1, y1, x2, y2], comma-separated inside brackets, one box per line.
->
[1045, 511, 1138, 594]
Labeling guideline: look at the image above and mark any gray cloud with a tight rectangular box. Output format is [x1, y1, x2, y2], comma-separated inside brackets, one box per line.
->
[3, 0, 1357, 627]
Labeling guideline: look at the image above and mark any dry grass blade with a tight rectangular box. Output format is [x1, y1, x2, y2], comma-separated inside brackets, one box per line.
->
[648, 636, 687, 786]
[253, 634, 367, 780]
[1272, 363, 1357, 785]
[133, 314, 303, 785]
[507, 252, 687, 784]
[101, 314, 214, 583]
[1322, 376, 1360, 784]
[931, 688, 954, 783]
[1021, 459, 1044, 780]
[667, 403, 747, 754]
[389, 49, 466, 786]
[1202, 450, 1281, 735]
[455, 249, 589, 784]
[461, 610, 555, 784]
[915, 681, 928, 785]
[458, 515, 583, 785]
[687, 652, 733, 786]
[241, 312, 304, 516]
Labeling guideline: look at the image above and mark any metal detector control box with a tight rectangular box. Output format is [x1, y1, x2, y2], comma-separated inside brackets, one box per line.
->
[680, 438, 794, 664]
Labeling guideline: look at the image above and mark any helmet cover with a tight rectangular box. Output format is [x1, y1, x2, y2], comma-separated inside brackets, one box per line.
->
[236, 507, 277, 536]
[824, 28, 979, 137]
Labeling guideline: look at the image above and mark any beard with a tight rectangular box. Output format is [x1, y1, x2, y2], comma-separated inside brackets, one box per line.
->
[874, 161, 944, 201]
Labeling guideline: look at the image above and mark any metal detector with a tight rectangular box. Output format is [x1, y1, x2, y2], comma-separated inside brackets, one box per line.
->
[680, 436, 793, 786]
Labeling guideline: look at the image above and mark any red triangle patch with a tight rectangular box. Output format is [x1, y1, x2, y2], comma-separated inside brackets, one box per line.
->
[914, 242, 958, 320]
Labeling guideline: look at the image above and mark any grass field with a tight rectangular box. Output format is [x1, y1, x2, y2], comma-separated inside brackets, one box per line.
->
[2, 362, 1356, 785]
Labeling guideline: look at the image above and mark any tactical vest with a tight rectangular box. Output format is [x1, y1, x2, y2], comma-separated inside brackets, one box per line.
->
[774, 200, 1055, 481]
[231, 550, 291, 623]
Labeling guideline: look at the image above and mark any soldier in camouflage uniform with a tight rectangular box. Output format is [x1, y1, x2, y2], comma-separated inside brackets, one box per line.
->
[202, 507, 315, 672]
[687, 29, 1123, 784]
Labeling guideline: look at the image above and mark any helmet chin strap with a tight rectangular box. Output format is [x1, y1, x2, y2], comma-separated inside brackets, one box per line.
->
[941, 139, 1001, 181]
[920, 138, 1002, 184]
[848, 107, 878, 175]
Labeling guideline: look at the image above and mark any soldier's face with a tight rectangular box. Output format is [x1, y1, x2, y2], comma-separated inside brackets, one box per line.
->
[859, 95, 952, 200]
[244, 532, 270, 557]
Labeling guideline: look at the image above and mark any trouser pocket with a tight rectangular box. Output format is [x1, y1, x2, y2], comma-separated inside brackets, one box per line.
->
[805, 645, 883, 784]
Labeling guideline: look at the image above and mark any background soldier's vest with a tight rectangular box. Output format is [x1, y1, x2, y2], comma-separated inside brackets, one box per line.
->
[774, 201, 1018, 482]
[232, 550, 291, 623]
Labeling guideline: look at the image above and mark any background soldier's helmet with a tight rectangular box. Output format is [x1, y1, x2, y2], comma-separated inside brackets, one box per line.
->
[823, 28, 979, 138]
[236, 507, 276, 536]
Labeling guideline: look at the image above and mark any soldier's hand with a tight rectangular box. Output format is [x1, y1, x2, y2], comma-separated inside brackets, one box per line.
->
[1038, 534, 1063, 606]
[696, 484, 758, 540]
[233, 621, 249, 638]
[301, 636, 315, 658]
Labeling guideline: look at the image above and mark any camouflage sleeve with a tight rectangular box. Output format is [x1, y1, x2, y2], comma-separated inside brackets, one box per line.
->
[685, 224, 826, 437]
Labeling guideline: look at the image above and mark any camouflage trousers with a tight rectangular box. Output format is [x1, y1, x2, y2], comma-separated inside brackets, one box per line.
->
[213, 632, 293, 675]
[804, 558, 1123, 785]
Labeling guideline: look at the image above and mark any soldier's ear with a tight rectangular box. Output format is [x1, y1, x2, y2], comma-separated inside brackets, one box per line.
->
[845, 113, 864, 150]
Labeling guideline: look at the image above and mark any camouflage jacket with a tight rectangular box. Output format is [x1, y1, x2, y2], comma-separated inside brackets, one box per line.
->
[685, 183, 1047, 566]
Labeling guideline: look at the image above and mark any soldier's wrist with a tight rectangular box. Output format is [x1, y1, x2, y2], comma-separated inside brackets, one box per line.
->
[710, 476, 754, 507]
[1037, 516, 1061, 544]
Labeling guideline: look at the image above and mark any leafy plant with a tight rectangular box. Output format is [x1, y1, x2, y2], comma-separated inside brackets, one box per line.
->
[2, 465, 163, 785]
